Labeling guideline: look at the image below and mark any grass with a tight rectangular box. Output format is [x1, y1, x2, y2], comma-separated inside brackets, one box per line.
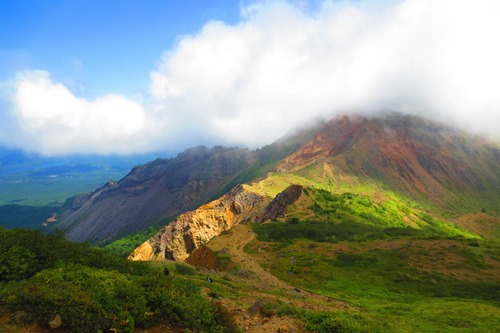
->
[245, 177, 498, 331]
[254, 218, 427, 243]
[104, 222, 167, 257]
[250, 234, 500, 332]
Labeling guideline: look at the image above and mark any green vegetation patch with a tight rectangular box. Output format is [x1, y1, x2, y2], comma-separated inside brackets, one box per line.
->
[0, 228, 228, 332]
[256, 237, 500, 332]
[104, 222, 166, 257]
[254, 218, 425, 243]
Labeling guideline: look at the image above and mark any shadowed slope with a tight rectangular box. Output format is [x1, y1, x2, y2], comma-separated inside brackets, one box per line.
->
[59, 146, 256, 243]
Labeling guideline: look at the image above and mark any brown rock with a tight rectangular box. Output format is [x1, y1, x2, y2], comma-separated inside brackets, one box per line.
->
[129, 185, 266, 261]
[258, 185, 303, 222]
[247, 299, 266, 317]
[127, 241, 155, 261]
[48, 314, 62, 329]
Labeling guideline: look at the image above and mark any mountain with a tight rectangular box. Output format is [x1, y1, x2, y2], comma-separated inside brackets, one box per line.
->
[130, 113, 499, 262]
[58, 112, 499, 247]
[58, 146, 254, 243]
[276, 113, 499, 213]
[58, 126, 318, 244]
[4, 113, 500, 333]
[120, 113, 500, 332]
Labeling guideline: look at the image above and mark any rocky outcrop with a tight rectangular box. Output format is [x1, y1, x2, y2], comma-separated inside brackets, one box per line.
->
[257, 185, 303, 222]
[184, 245, 217, 269]
[129, 184, 307, 262]
[129, 185, 267, 262]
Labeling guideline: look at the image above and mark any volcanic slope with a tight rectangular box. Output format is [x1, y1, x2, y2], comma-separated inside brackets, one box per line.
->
[121, 113, 500, 331]
[133, 113, 499, 264]
[58, 146, 255, 243]
[59, 126, 317, 244]
[276, 113, 499, 214]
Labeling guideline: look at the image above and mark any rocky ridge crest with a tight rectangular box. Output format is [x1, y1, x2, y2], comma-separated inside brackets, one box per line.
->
[129, 184, 304, 261]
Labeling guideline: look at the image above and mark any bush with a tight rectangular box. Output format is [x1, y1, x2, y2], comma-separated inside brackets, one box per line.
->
[174, 262, 197, 275]
[0, 228, 228, 332]
[335, 252, 378, 267]
[1, 265, 144, 332]
[253, 219, 421, 243]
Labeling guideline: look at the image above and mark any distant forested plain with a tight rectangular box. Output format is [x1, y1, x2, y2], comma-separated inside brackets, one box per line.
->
[0, 147, 164, 229]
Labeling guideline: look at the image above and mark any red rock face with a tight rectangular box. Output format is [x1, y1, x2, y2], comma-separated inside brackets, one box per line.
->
[276, 113, 499, 209]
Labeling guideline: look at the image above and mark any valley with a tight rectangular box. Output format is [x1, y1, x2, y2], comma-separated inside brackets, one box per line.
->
[0, 149, 163, 229]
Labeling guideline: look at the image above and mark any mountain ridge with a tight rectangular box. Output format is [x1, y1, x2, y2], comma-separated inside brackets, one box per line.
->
[59, 113, 498, 246]
[127, 113, 499, 263]
[58, 123, 322, 244]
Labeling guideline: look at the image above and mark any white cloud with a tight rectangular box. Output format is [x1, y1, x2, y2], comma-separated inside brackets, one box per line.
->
[8, 71, 160, 155]
[1, 0, 499, 155]
[150, 0, 500, 145]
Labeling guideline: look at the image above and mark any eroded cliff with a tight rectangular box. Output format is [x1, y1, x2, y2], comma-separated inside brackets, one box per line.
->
[129, 184, 305, 262]
[129, 185, 267, 261]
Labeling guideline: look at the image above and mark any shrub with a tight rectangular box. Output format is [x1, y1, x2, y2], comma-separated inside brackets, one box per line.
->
[0, 228, 228, 332]
[253, 219, 419, 243]
[335, 252, 378, 267]
[174, 262, 197, 275]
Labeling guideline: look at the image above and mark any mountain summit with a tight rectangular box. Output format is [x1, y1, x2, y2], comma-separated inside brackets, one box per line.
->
[277, 113, 499, 211]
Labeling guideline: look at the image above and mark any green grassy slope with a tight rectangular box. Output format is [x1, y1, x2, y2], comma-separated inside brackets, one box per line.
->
[242, 174, 499, 332]
[247, 228, 499, 332]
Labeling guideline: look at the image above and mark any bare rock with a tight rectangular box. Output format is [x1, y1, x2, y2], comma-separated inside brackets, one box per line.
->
[129, 185, 266, 262]
[48, 314, 62, 329]
[247, 299, 266, 317]
[258, 185, 303, 222]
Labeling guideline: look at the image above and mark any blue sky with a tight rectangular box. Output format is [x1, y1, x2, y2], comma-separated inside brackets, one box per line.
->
[0, 0, 499, 155]
[0, 0, 241, 97]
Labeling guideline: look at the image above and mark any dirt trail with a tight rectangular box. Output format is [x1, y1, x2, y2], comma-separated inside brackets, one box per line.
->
[204, 224, 353, 332]
[209, 224, 353, 308]
[209, 224, 292, 290]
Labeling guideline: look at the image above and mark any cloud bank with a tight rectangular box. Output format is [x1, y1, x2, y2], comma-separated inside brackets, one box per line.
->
[1, 0, 499, 155]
